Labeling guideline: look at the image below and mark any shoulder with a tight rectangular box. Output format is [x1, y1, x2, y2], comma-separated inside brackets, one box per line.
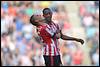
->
[52, 21, 59, 25]
[52, 22, 60, 28]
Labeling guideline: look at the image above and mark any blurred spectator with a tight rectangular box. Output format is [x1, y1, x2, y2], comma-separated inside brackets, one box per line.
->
[19, 55, 33, 66]
[22, 21, 33, 41]
[8, 2, 17, 17]
[25, 2, 34, 16]
[79, 4, 86, 18]
[1, 13, 8, 35]
[92, 48, 99, 66]
[82, 13, 94, 27]
[40, 1, 51, 8]
[1, 1, 9, 13]
[15, 13, 24, 32]
[86, 27, 96, 40]
[71, 47, 84, 66]
[94, 1, 99, 9]
[16, 37, 27, 55]
[62, 49, 72, 66]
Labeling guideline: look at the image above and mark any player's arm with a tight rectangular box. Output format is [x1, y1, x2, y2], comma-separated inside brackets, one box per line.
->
[60, 30, 84, 45]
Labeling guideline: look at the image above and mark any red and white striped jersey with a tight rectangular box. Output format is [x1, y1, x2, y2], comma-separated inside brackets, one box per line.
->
[37, 22, 60, 56]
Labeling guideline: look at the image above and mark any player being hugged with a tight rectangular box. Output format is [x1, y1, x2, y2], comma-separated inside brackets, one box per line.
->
[30, 8, 84, 66]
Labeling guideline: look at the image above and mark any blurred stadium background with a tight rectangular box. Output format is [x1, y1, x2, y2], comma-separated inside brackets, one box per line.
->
[1, 1, 99, 66]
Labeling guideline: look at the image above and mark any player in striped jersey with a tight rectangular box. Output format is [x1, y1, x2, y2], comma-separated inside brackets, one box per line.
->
[30, 8, 84, 66]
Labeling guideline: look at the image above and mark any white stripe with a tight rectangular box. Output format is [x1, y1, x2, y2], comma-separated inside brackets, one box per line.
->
[51, 23, 56, 33]
[51, 39, 59, 56]
[53, 23, 57, 31]
[43, 46, 45, 55]
[45, 26, 54, 36]
[51, 39, 55, 56]
[51, 41, 54, 56]
[43, 41, 60, 56]
[50, 24, 55, 34]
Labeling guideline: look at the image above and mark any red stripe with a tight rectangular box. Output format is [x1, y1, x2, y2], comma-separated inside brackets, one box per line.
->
[54, 47, 56, 56]
[48, 42, 54, 66]
[39, 25, 52, 44]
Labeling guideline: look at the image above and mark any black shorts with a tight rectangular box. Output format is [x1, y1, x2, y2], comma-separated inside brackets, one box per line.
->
[43, 55, 62, 66]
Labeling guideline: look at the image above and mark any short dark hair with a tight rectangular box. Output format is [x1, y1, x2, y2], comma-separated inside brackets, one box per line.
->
[30, 15, 37, 26]
[43, 8, 52, 14]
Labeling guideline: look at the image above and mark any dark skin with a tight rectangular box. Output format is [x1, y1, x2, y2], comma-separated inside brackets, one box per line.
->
[43, 9, 84, 45]
[60, 30, 84, 44]
[43, 9, 52, 23]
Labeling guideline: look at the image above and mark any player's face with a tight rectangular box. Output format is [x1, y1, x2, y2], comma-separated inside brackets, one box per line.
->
[43, 10, 52, 22]
[34, 15, 44, 25]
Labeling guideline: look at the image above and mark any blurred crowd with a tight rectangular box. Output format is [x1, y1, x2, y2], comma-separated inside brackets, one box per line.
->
[1, 1, 99, 66]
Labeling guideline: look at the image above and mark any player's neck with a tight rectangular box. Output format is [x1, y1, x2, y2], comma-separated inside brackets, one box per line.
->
[46, 20, 53, 24]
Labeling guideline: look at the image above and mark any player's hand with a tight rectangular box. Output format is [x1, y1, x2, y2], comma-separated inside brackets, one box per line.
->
[76, 39, 84, 45]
